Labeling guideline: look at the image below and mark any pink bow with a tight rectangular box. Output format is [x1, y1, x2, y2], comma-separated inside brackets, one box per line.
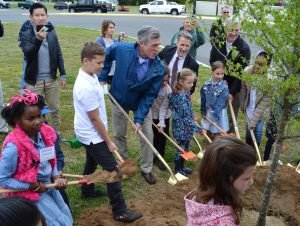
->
[9, 89, 38, 108]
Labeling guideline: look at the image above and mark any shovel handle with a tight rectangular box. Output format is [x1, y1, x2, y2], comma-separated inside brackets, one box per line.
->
[194, 120, 212, 143]
[113, 149, 125, 164]
[108, 92, 178, 183]
[152, 122, 183, 151]
[249, 129, 263, 165]
[204, 116, 226, 135]
[193, 135, 203, 152]
[63, 173, 84, 179]
[228, 101, 241, 139]
[0, 180, 88, 193]
[203, 132, 212, 143]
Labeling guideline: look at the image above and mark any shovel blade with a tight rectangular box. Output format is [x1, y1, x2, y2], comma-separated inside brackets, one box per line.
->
[167, 173, 189, 185]
[180, 150, 196, 161]
[197, 152, 204, 159]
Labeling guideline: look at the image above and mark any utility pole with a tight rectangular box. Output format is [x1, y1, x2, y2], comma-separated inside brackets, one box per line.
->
[193, 0, 196, 15]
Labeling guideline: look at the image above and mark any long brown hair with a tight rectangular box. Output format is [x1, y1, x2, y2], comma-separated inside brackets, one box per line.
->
[101, 20, 115, 36]
[187, 136, 257, 224]
[172, 68, 195, 93]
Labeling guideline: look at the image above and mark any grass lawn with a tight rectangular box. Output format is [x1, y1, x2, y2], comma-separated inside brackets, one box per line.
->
[0, 22, 299, 221]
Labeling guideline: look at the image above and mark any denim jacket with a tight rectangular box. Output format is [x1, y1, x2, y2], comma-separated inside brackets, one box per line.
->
[200, 79, 229, 122]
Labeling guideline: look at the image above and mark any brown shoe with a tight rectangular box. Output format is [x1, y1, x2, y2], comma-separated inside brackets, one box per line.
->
[141, 172, 156, 185]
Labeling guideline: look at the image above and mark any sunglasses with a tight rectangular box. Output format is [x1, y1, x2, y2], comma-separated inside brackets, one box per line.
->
[223, 11, 230, 14]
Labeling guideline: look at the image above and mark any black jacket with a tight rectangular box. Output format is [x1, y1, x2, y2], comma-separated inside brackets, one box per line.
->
[209, 36, 251, 96]
[20, 26, 66, 85]
[0, 20, 3, 37]
[158, 45, 199, 94]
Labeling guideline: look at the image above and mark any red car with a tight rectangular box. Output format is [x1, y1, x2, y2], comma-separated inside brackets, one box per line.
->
[118, 5, 129, 11]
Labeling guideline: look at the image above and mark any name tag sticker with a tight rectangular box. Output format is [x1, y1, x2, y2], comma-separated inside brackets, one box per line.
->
[40, 146, 55, 162]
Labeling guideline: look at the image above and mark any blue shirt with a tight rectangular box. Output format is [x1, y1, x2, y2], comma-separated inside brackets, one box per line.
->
[0, 132, 58, 190]
[136, 47, 149, 81]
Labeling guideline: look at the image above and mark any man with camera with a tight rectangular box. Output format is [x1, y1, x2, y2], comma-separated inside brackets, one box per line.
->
[19, 3, 66, 140]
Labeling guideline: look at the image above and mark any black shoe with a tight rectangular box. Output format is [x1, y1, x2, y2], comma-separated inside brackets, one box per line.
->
[114, 209, 143, 223]
[155, 160, 166, 171]
[141, 171, 156, 185]
[182, 167, 192, 174]
[81, 189, 107, 198]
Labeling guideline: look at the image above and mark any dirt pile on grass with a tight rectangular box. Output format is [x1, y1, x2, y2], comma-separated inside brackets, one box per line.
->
[76, 165, 300, 226]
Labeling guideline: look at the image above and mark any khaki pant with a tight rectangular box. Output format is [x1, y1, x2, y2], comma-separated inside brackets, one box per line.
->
[228, 92, 240, 133]
[111, 102, 154, 173]
[0, 81, 8, 133]
[26, 79, 61, 134]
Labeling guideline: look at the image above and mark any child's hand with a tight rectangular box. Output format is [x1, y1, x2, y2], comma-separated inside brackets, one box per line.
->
[159, 127, 164, 133]
[107, 142, 118, 153]
[54, 178, 68, 190]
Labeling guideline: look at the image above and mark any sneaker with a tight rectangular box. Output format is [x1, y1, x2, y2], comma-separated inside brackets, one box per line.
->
[114, 209, 143, 223]
[182, 167, 192, 174]
[81, 189, 107, 198]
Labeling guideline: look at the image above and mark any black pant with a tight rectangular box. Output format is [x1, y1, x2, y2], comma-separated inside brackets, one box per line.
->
[82, 141, 126, 217]
[152, 118, 170, 157]
[263, 114, 277, 161]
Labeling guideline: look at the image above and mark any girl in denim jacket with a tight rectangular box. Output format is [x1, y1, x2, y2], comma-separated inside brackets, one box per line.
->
[169, 69, 202, 176]
[201, 61, 229, 139]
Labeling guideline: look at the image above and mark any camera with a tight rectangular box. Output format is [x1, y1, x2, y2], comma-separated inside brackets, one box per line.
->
[36, 24, 53, 32]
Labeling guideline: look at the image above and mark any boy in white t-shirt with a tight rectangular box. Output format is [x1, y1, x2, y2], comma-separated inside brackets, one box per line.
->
[73, 42, 142, 223]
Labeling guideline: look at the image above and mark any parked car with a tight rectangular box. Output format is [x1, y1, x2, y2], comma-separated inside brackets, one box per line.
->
[68, 0, 107, 13]
[118, 5, 129, 12]
[97, 0, 114, 11]
[54, 1, 69, 10]
[139, 0, 185, 15]
[18, 0, 36, 9]
[0, 0, 10, 8]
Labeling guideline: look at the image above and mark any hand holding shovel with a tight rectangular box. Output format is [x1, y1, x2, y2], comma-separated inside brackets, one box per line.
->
[0, 171, 120, 194]
[194, 117, 212, 143]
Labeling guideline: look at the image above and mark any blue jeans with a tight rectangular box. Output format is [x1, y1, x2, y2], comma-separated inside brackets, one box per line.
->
[20, 59, 27, 89]
[245, 119, 264, 145]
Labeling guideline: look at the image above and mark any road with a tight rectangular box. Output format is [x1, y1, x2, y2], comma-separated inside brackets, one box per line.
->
[0, 8, 261, 65]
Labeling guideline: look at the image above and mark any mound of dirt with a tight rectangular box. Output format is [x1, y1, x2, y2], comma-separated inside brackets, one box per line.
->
[76, 165, 299, 226]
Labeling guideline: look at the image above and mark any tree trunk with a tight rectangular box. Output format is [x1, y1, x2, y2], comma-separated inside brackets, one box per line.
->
[256, 98, 290, 226]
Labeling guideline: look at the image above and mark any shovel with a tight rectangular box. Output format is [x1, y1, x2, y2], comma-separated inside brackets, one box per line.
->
[228, 101, 241, 139]
[152, 122, 196, 161]
[0, 170, 120, 193]
[193, 135, 204, 159]
[296, 162, 300, 174]
[203, 116, 227, 135]
[62, 137, 82, 149]
[249, 129, 263, 166]
[108, 92, 188, 185]
[194, 118, 212, 143]
[113, 149, 138, 177]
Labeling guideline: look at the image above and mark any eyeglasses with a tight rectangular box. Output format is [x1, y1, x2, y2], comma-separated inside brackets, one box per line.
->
[223, 11, 229, 14]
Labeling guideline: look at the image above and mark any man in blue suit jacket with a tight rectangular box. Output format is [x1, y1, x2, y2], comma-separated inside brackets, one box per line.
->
[99, 26, 164, 185]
